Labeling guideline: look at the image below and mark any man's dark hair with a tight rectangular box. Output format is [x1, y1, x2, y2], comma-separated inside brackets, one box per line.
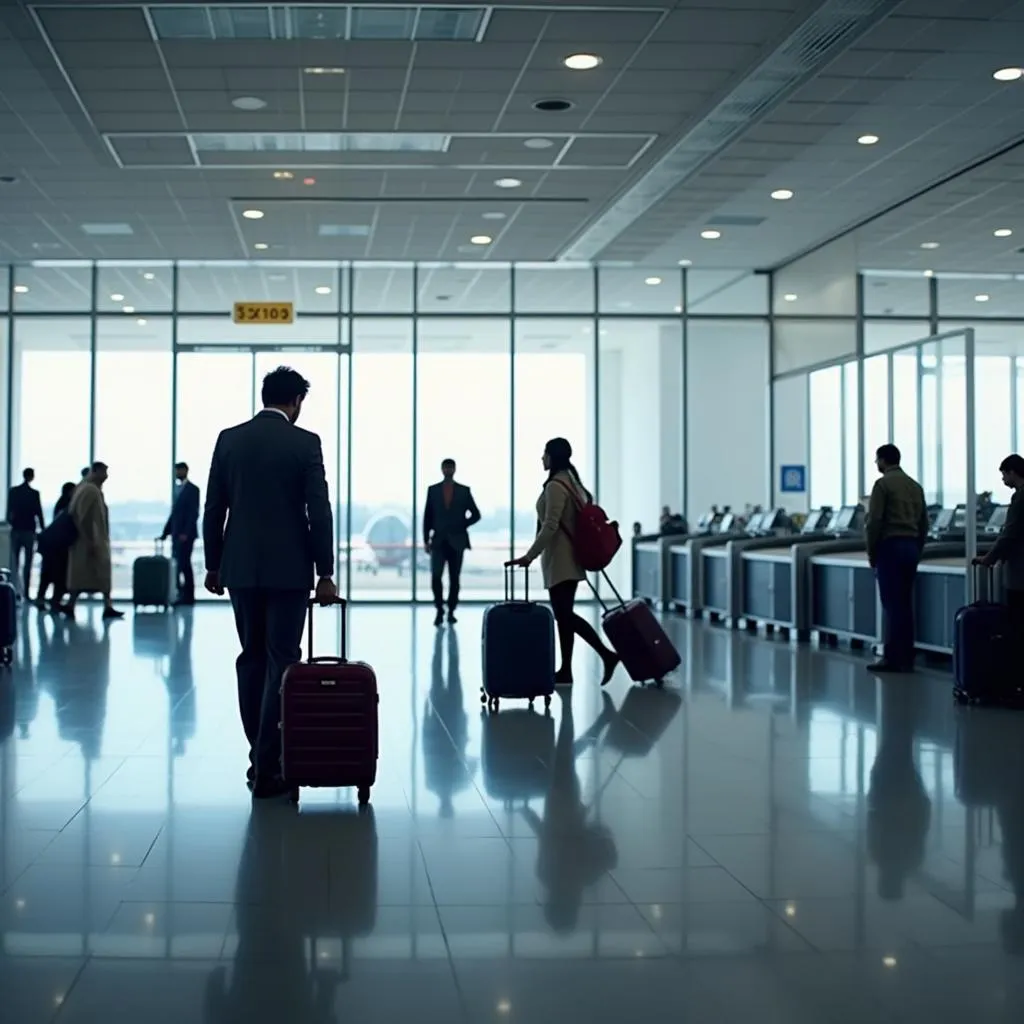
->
[174, 461, 189, 473]
[22, 468, 33, 481]
[261, 366, 311, 408]
[876, 444, 901, 466]
[81, 467, 89, 478]
[1000, 453, 1024, 477]
[441, 458, 456, 469]
[91, 460, 108, 474]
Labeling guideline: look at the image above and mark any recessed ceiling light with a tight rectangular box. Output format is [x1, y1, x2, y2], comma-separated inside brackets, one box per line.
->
[993, 67, 1023, 82]
[975, 293, 990, 302]
[13, 284, 28, 293]
[470, 234, 492, 245]
[110, 293, 124, 302]
[524, 138, 555, 149]
[242, 209, 264, 220]
[253, 242, 269, 250]
[273, 170, 294, 180]
[924, 269, 934, 277]
[770, 189, 794, 200]
[142, 272, 155, 280]
[783, 293, 798, 302]
[482, 211, 507, 220]
[494, 177, 522, 188]
[563, 53, 602, 71]
[303, 177, 316, 186]
[700, 229, 721, 239]
[920, 242, 940, 249]
[136, 318, 147, 326]
[645, 276, 662, 286]
[857, 134, 879, 145]
[994, 228, 1013, 237]
[673, 305, 683, 313]
[678, 259, 692, 267]
[232, 96, 267, 111]
[315, 286, 332, 295]
[304, 66, 346, 75]
[122, 305, 135, 313]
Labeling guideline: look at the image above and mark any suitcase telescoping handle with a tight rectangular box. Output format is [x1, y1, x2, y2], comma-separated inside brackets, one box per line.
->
[504, 563, 530, 602]
[972, 561, 1001, 604]
[307, 595, 348, 664]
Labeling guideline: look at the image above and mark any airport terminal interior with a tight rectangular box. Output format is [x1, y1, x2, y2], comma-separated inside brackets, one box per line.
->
[3, 0, 1024, 1020]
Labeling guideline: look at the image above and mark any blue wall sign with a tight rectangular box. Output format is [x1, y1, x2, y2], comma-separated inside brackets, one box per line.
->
[780, 465, 806, 494]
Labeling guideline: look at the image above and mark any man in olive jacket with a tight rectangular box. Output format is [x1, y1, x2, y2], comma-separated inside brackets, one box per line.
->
[865, 444, 929, 674]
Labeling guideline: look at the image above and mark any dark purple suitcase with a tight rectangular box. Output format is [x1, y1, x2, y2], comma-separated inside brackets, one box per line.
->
[591, 573, 681, 686]
[280, 598, 379, 805]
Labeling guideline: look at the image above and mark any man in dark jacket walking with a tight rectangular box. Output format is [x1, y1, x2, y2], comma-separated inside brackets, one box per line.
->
[203, 366, 336, 800]
[161, 461, 200, 606]
[6, 468, 45, 598]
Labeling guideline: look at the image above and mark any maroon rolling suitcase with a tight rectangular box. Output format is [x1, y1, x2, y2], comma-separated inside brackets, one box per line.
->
[589, 573, 681, 687]
[280, 598, 379, 806]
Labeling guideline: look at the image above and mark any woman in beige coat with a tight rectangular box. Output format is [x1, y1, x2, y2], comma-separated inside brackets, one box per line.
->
[64, 462, 123, 621]
[508, 437, 619, 687]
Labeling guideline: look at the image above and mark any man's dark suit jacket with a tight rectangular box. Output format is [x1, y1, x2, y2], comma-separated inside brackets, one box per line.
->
[163, 480, 200, 541]
[202, 410, 334, 591]
[6, 483, 44, 533]
[423, 482, 481, 553]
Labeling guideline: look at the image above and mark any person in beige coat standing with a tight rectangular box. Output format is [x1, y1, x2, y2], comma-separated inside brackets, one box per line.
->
[508, 437, 619, 687]
[63, 461, 122, 621]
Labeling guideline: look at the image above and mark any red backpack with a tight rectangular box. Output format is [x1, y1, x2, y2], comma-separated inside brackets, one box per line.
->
[551, 479, 622, 572]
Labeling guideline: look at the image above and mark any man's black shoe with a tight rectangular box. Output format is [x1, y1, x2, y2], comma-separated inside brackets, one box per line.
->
[434, 609, 444, 627]
[447, 610, 457, 624]
[251, 777, 298, 801]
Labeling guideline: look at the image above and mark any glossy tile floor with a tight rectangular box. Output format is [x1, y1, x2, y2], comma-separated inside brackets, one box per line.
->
[2, 604, 1024, 1023]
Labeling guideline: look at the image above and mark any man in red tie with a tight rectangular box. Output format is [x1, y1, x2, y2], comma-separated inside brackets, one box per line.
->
[422, 458, 481, 626]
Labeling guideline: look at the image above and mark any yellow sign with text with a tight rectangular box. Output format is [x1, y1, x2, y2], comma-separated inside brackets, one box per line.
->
[233, 301, 294, 325]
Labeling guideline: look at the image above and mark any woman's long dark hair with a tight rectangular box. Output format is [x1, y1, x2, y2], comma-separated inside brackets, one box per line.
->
[545, 437, 591, 501]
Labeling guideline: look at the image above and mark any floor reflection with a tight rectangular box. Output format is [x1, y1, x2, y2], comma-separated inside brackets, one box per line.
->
[2, 606, 1024, 1021]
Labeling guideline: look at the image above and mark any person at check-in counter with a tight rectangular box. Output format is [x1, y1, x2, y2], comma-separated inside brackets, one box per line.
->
[865, 444, 929, 675]
[973, 453, 1024, 616]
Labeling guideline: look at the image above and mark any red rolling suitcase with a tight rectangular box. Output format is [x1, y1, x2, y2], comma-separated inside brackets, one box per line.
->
[589, 573, 681, 686]
[280, 598, 379, 805]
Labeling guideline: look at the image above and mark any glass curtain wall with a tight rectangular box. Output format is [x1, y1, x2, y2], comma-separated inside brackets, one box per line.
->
[2, 262, 697, 603]
[794, 271, 1024, 512]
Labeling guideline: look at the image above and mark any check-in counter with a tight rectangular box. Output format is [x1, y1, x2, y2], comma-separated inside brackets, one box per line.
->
[739, 545, 795, 630]
[667, 533, 743, 617]
[631, 535, 677, 607]
[700, 546, 730, 621]
[914, 556, 967, 655]
[808, 550, 878, 644]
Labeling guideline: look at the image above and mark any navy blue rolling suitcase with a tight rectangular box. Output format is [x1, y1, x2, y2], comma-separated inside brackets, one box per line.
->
[953, 567, 1022, 707]
[481, 566, 555, 712]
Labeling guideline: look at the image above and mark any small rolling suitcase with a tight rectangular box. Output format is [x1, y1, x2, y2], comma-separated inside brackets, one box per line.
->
[591, 573, 680, 686]
[481, 566, 556, 712]
[0, 569, 16, 667]
[280, 598, 379, 805]
[133, 539, 174, 611]
[953, 566, 1022, 707]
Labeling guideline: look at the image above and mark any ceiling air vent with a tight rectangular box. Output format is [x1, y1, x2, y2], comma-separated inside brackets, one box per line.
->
[562, 0, 904, 261]
[150, 5, 487, 42]
[707, 215, 765, 227]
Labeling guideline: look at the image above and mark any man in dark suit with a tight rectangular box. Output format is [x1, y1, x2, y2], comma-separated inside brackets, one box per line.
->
[423, 458, 481, 626]
[6, 467, 45, 598]
[203, 366, 337, 799]
[161, 461, 200, 606]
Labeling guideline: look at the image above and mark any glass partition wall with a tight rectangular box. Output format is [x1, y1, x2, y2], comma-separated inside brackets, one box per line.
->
[1, 262, 705, 602]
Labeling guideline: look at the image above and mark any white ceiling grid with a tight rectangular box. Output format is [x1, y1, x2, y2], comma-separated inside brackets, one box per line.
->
[0, 0, 1022, 274]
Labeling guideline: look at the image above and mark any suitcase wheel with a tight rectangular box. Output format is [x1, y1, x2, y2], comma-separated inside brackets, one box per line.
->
[357, 785, 371, 806]
[0, 647, 11, 667]
[480, 689, 487, 704]
[487, 698, 500, 714]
